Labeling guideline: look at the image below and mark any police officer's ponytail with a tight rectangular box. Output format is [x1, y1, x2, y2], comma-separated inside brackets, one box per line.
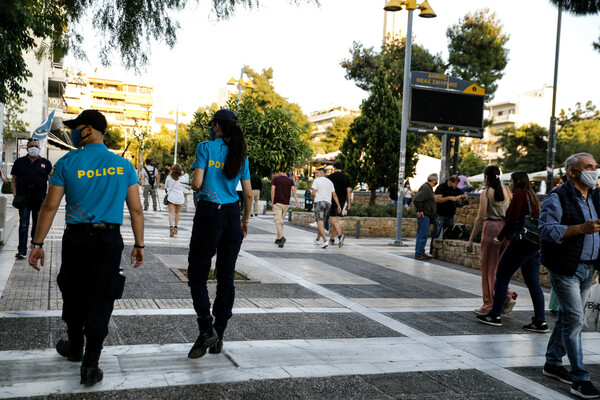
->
[217, 119, 248, 179]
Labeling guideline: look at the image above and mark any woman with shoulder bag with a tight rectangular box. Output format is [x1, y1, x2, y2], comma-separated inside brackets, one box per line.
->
[165, 164, 185, 237]
[476, 171, 548, 332]
[467, 165, 516, 315]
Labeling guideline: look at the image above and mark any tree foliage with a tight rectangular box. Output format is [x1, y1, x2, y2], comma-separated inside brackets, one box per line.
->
[459, 151, 487, 176]
[315, 115, 355, 155]
[446, 9, 510, 101]
[189, 97, 311, 178]
[1, 0, 317, 104]
[339, 72, 415, 205]
[104, 126, 125, 150]
[558, 101, 600, 129]
[498, 124, 548, 173]
[556, 119, 600, 165]
[2, 94, 29, 139]
[548, 1, 600, 52]
[341, 38, 446, 98]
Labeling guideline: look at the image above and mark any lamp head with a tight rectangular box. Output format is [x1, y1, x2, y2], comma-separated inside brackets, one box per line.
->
[245, 80, 255, 89]
[383, 0, 403, 12]
[418, 0, 436, 18]
[227, 77, 237, 85]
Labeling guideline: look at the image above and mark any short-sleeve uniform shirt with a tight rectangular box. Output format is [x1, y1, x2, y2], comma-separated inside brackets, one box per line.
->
[11, 156, 52, 202]
[191, 139, 250, 205]
[49, 143, 138, 224]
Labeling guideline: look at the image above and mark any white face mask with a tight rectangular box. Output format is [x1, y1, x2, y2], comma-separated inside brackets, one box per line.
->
[27, 147, 40, 157]
[578, 169, 599, 188]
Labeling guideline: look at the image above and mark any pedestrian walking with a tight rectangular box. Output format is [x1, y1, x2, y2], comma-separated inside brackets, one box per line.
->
[327, 161, 351, 247]
[539, 152, 600, 399]
[466, 165, 516, 315]
[140, 159, 158, 211]
[311, 168, 341, 248]
[271, 171, 299, 248]
[431, 175, 468, 254]
[413, 173, 438, 260]
[250, 173, 263, 217]
[187, 109, 252, 359]
[28, 109, 145, 386]
[165, 164, 185, 237]
[11, 138, 52, 259]
[476, 172, 547, 332]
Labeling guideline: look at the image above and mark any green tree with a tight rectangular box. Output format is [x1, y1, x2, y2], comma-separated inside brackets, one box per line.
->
[556, 119, 600, 165]
[1, 1, 316, 104]
[558, 101, 600, 129]
[498, 124, 548, 173]
[446, 9, 510, 101]
[418, 134, 442, 158]
[339, 73, 414, 205]
[105, 126, 125, 150]
[2, 93, 29, 139]
[341, 37, 446, 98]
[459, 151, 487, 176]
[316, 115, 356, 154]
[189, 97, 310, 178]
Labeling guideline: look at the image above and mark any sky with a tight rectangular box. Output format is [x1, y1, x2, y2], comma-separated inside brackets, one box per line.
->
[64, 0, 600, 121]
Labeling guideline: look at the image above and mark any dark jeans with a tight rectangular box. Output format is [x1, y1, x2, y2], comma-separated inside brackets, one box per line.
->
[18, 202, 41, 255]
[430, 214, 454, 254]
[489, 239, 545, 321]
[57, 226, 125, 355]
[188, 201, 243, 323]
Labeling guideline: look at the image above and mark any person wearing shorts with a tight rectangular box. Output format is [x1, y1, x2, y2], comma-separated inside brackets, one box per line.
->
[311, 168, 341, 248]
[271, 171, 298, 248]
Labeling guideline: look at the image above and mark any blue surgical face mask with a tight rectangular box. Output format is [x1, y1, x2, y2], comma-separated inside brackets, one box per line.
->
[70, 127, 92, 147]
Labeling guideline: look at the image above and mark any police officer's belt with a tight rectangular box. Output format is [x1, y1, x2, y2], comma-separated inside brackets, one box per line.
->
[66, 223, 120, 230]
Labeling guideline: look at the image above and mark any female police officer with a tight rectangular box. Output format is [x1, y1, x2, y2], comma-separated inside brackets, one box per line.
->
[187, 109, 252, 358]
[28, 109, 145, 385]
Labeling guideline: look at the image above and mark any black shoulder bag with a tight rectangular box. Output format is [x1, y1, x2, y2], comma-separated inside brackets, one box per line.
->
[517, 194, 539, 246]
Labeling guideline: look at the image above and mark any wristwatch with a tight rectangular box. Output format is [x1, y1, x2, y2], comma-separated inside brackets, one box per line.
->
[31, 241, 43, 249]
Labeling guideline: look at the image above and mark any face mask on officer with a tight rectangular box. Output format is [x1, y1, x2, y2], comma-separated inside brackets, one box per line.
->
[575, 169, 599, 188]
[71, 126, 93, 147]
[27, 146, 40, 157]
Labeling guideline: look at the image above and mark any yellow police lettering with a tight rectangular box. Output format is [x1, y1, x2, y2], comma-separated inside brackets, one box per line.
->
[78, 171, 85, 178]
[215, 161, 221, 169]
[95, 169, 102, 177]
[117, 167, 123, 175]
[208, 160, 215, 168]
[103, 168, 106, 175]
[108, 167, 115, 175]
[87, 170, 94, 178]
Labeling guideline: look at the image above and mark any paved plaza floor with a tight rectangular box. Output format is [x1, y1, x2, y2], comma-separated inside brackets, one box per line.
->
[1, 197, 600, 399]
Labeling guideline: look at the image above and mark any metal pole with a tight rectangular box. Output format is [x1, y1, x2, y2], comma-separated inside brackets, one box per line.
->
[393, 8, 414, 246]
[237, 68, 244, 104]
[173, 107, 179, 165]
[440, 133, 448, 183]
[546, 6, 562, 193]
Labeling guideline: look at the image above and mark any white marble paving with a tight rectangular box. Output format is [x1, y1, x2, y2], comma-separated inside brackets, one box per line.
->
[262, 257, 379, 285]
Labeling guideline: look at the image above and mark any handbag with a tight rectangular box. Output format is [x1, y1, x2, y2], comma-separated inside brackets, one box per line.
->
[163, 194, 169, 206]
[12, 194, 28, 209]
[517, 194, 539, 246]
[584, 277, 600, 331]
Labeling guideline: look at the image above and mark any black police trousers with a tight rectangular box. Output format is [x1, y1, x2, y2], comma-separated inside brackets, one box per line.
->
[56, 225, 125, 354]
[188, 201, 243, 322]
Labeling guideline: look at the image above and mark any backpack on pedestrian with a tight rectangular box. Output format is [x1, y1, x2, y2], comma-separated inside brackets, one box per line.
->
[144, 167, 156, 187]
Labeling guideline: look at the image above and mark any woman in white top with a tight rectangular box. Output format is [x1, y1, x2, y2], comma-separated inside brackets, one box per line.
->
[165, 164, 185, 236]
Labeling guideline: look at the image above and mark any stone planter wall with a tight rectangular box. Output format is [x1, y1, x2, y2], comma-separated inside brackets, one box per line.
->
[351, 192, 391, 206]
[290, 212, 421, 238]
[432, 238, 551, 288]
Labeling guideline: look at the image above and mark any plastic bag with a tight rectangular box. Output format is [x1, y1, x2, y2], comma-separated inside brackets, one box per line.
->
[584, 277, 600, 331]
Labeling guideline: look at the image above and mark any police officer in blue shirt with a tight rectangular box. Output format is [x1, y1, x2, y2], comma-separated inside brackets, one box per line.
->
[187, 109, 252, 359]
[28, 109, 145, 386]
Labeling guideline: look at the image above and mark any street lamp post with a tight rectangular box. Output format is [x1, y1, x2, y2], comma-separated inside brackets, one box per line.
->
[546, 6, 562, 193]
[169, 107, 186, 165]
[227, 67, 254, 104]
[384, 0, 436, 246]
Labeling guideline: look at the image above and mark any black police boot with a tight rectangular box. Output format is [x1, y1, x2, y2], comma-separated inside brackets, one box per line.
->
[209, 321, 227, 354]
[188, 315, 218, 359]
[80, 351, 103, 386]
[56, 339, 84, 362]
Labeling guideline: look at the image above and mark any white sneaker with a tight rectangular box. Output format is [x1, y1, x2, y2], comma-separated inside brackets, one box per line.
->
[313, 239, 321, 245]
[309, 222, 317, 228]
[321, 241, 329, 249]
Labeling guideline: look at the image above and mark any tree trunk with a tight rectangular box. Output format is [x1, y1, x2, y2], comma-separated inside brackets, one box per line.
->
[370, 188, 377, 206]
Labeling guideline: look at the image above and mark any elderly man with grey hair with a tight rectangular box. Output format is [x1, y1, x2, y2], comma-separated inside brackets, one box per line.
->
[413, 173, 438, 260]
[539, 152, 600, 399]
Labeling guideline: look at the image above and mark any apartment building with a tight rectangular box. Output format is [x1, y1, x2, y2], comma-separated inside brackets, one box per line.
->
[476, 85, 554, 164]
[308, 105, 360, 150]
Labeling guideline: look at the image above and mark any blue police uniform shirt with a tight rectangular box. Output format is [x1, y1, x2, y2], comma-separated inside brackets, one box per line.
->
[49, 143, 139, 224]
[191, 138, 250, 205]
